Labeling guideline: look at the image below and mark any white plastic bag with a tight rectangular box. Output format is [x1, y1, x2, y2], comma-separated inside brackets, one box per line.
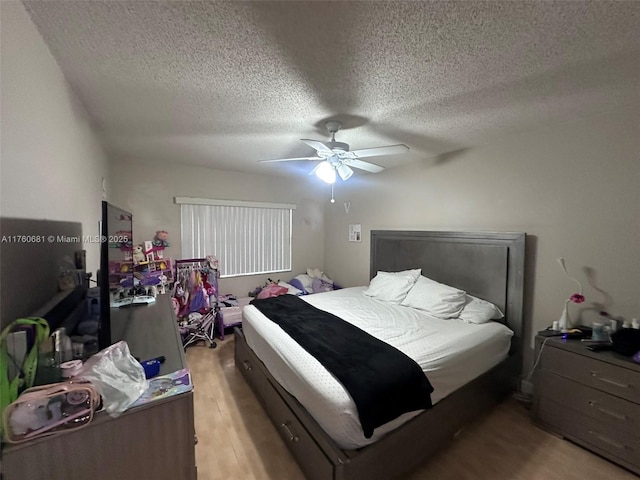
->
[75, 341, 148, 417]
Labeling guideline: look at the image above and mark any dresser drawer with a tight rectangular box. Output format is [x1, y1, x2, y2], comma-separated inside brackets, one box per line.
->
[538, 397, 639, 470]
[535, 369, 639, 434]
[541, 345, 640, 403]
[235, 329, 268, 402]
[263, 379, 334, 480]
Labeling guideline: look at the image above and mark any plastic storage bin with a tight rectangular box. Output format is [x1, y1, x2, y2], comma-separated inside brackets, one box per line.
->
[217, 297, 251, 340]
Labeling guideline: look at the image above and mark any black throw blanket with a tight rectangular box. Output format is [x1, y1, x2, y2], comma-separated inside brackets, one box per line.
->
[251, 294, 433, 438]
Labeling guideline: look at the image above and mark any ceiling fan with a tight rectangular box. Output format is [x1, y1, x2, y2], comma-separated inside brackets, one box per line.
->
[259, 121, 409, 183]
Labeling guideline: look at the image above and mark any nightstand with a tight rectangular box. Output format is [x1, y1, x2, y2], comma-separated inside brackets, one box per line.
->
[532, 335, 640, 474]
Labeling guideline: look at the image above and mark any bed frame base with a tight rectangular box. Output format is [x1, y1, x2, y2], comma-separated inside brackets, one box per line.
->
[234, 230, 525, 479]
[235, 327, 517, 480]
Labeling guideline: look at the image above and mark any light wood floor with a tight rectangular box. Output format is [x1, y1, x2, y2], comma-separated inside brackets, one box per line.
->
[186, 334, 637, 480]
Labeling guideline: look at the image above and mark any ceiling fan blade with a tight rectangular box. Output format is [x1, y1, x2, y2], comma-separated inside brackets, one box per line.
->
[301, 139, 334, 156]
[350, 144, 409, 158]
[259, 156, 322, 163]
[348, 159, 385, 173]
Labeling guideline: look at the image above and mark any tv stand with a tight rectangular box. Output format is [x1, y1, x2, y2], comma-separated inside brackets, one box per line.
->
[1, 295, 196, 480]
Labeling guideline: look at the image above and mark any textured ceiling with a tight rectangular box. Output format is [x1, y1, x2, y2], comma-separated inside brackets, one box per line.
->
[21, 1, 640, 178]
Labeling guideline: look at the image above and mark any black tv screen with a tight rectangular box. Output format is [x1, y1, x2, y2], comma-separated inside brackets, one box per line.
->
[98, 201, 133, 349]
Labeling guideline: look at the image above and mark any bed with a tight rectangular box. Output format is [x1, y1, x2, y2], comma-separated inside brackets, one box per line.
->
[234, 230, 526, 480]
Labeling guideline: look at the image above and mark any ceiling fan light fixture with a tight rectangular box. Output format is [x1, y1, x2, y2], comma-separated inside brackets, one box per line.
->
[337, 164, 353, 181]
[316, 161, 336, 184]
[259, 120, 408, 180]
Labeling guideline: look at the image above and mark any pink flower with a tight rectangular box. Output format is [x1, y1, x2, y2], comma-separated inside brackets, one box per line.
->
[570, 293, 585, 303]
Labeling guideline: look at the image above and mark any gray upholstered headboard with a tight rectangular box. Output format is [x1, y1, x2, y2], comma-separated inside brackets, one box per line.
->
[370, 230, 526, 351]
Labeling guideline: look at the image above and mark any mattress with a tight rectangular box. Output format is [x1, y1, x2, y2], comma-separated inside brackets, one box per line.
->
[242, 286, 513, 449]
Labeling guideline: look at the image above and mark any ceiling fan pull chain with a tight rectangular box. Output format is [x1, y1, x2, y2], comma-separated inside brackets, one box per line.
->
[330, 183, 335, 204]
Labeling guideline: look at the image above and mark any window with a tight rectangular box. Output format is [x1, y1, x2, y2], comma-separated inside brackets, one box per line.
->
[176, 197, 295, 278]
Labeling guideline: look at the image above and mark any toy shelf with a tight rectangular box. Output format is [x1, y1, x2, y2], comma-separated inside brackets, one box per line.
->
[108, 258, 174, 288]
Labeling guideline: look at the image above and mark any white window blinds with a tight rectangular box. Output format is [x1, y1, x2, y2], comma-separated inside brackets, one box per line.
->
[177, 198, 295, 278]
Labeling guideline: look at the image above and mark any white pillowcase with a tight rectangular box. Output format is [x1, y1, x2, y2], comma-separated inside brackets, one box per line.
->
[307, 267, 321, 278]
[363, 269, 421, 304]
[458, 295, 504, 324]
[306, 268, 334, 284]
[401, 275, 467, 319]
[293, 274, 314, 293]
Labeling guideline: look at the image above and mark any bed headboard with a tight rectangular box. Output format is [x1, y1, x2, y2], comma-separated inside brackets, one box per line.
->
[370, 230, 526, 351]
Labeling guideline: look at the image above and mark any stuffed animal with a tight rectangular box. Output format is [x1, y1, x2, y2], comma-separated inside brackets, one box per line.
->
[132, 245, 146, 264]
[153, 230, 170, 248]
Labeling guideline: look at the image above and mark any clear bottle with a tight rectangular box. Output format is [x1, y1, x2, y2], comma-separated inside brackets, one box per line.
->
[35, 335, 62, 384]
[53, 327, 73, 364]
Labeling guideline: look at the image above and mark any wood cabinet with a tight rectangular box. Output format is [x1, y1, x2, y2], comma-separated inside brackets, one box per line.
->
[1, 295, 196, 480]
[533, 335, 640, 474]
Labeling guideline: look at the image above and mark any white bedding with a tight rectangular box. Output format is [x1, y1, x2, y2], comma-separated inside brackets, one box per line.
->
[242, 287, 513, 449]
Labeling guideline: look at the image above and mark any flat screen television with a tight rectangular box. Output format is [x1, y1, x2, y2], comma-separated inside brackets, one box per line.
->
[98, 201, 133, 349]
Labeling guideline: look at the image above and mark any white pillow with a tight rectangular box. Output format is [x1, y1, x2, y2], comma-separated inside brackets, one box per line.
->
[363, 269, 421, 304]
[306, 267, 334, 284]
[401, 276, 467, 319]
[278, 281, 303, 296]
[370, 268, 421, 283]
[458, 295, 504, 324]
[294, 274, 314, 293]
[399, 268, 422, 282]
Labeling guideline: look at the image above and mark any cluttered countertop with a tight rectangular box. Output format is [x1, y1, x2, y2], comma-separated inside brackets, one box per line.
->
[2, 293, 191, 448]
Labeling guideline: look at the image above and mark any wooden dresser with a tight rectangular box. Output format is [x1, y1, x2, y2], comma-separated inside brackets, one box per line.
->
[1, 294, 197, 480]
[533, 335, 640, 474]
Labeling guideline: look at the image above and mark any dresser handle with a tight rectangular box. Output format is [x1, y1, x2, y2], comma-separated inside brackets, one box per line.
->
[590, 372, 630, 389]
[587, 401, 627, 420]
[587, 430, 626, 450]
[242, 361, 252, 372]
[280, 422, 299, 443]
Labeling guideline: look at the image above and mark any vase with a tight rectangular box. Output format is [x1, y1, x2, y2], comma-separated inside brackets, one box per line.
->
[558, 300, 570, 331]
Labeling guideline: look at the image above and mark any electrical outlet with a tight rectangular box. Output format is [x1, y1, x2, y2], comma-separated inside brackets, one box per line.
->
[520, 379, 533, 395]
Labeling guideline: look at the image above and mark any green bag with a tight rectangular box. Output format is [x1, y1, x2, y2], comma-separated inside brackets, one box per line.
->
[0, 317, 50, 430]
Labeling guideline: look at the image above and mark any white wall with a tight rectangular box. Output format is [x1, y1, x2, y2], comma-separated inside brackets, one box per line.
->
[0, 1, 109, 275]
[324, 108, 640, 356]
[108, 159, 326, 297]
